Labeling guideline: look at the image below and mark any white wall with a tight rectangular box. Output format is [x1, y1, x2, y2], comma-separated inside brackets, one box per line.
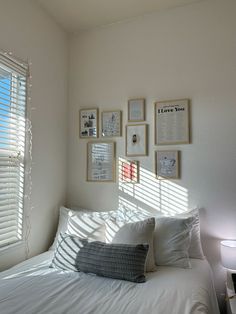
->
[68, 0, 236, 310]
[0, 0, 68, 269]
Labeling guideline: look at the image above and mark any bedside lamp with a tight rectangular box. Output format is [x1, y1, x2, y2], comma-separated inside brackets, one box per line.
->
[221, 240, 236, 293]
[221, 240, 236, 270]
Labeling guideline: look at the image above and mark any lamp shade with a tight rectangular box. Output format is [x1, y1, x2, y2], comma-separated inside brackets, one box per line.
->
[221, 240, 236, 270]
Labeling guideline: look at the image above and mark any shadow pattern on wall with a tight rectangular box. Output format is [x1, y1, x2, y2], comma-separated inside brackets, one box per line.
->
[118, 157, 189, 220]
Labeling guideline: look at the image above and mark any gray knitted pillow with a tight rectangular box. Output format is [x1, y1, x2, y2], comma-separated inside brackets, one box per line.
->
[76, 241, 149, 283]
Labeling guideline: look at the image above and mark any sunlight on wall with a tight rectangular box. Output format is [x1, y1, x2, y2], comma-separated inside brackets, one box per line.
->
[118, 157, 189, 218]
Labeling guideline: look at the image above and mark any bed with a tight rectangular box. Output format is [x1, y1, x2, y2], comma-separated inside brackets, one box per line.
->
[0, 250, 220, 314]
[0, 207, 219, 314]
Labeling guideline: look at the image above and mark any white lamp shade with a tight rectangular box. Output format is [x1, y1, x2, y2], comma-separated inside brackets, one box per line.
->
[221, 240, 236, 270]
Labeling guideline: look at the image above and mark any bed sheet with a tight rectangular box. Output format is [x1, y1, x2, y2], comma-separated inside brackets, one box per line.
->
[0, 251, 220, 314]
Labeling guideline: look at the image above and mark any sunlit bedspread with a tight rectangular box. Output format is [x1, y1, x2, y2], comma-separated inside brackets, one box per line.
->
[0, 251, 220, 314]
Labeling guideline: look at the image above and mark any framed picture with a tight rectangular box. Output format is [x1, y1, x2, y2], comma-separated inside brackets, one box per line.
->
[126, 124, 147, 156]
[87, 141, 115, 182]
[155, 150, 179, 179]
[79, 108, 98, 138]
[154, 99, 190, 145]
[120, 160, 139, 183]
[128, 98, 145, 122]
[101, 110, 122, 137]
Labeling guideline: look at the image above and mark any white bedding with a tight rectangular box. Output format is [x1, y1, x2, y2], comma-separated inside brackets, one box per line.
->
[0, 251, 220, 314]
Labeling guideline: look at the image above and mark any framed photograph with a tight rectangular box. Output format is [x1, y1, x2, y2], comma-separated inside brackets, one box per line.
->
[126, 124, 147, 156]
[80, 108, 98, 138]
[87, 141, 115, 182]
[155, 150, 179, 179]
[128, 98, 145, 122]
[101, 110, 122, 137]
[154, 99, 190, 145]
[120, 160, 139, 183]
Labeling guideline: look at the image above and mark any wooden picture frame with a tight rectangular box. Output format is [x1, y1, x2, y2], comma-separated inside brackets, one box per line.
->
[101, 110, 122, 137]
[155, 150, 179, 179]
[87, 141, 115, 182]
[128, 98, 145, 122]
[79, 108, 98, 138]
[126, 124, 147, 157]
[120, 160, 139, 183]
[154, 99, 190, 145]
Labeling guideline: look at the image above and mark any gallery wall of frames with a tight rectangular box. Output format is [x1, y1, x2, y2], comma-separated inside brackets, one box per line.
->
[79, 98, 190, 184]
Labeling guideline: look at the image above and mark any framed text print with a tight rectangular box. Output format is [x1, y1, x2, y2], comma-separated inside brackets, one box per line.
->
[101, 110, 122, 137]
[154, 99, 190, 145]
[80, 108, 98, 138]
[126, 124, 147, 157]
[155, 150, 179, 179]
[87, 141, 115, 182]
[128, 98, 145, 122]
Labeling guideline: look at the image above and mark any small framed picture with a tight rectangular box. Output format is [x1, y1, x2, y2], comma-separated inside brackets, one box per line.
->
[154, 99, 190, 145]
[87, 141, 115, 182]
[155, 150, 179, 179]
[120, 160, 139, 183]
[79, 108, 98, 138]
[101, 110, 122, 137]
[126, 124, 147, 156]
[128, 98, 145, 122]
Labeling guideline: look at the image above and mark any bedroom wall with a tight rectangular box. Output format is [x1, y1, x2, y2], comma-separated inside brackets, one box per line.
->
[0, 0, 68, 269]
[67, 0, 236, 310]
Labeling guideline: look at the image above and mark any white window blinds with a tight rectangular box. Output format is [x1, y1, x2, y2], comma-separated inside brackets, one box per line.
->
[0, 52, 28, 248]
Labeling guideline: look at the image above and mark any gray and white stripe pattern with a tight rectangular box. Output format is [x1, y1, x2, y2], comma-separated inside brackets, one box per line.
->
[50, 233, 87, 271]
[76, 241, 149, 283]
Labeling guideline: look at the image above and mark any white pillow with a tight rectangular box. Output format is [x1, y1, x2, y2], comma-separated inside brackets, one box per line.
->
[115, 206, 204, 260]
[67, 210, 105, 241]
[50, 206, 117, 251]
[49, 206, 70, 251]
[176, 208, 204, 259]
[106, 218, 156, 272]
[154, 216, 193, 268]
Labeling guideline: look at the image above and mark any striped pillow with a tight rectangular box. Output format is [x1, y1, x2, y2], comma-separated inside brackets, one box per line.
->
[50, 233, 87, 271]
[76, 241, 149, 283]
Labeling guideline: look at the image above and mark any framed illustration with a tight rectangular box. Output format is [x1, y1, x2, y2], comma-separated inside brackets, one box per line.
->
[155, 150, 179, 179]
[120, 160, 139, 183]
[87, 141, 115, 182]
[101, 110, 122, 137]
[154, 99, 190, 145]
[128, 98, 145, 122]
[79, 108, 98, 138]
[126, 124, 147, 156]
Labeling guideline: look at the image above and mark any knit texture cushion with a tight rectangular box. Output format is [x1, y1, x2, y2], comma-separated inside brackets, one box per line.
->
[76, 241, 149, 283]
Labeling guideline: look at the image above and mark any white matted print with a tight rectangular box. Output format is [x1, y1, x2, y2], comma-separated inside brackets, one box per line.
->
[80, 108, 98, 138]
[87, 141, 115, 182]
[128, 98, 145, 122]
[155, 99, 189, 145]
[155, 150, 179, 179]
[102, 110, 122, 137]
[126, 124, 147, 156]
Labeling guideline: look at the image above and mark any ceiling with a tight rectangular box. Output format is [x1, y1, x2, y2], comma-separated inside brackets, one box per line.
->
[34, 0, 202, 33]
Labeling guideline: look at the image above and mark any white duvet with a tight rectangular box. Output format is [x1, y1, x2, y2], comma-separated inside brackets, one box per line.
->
[0, 251, 220, 314]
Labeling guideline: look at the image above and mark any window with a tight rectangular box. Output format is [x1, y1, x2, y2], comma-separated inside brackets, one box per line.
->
[0, 52, 28, 249]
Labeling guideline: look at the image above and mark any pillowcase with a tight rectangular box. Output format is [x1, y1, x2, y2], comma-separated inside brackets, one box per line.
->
[50, 233, 86, 271]
[176, 208, 204, 259]
[67, 210, 105, 242]
[50, 206, 117, 250]
[50, 206, 70, 251]
[153, 216, 193, 268]
[76, 241, 149, 283]
[114, 206, 204, 260]
[106, 218, 156, 272]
